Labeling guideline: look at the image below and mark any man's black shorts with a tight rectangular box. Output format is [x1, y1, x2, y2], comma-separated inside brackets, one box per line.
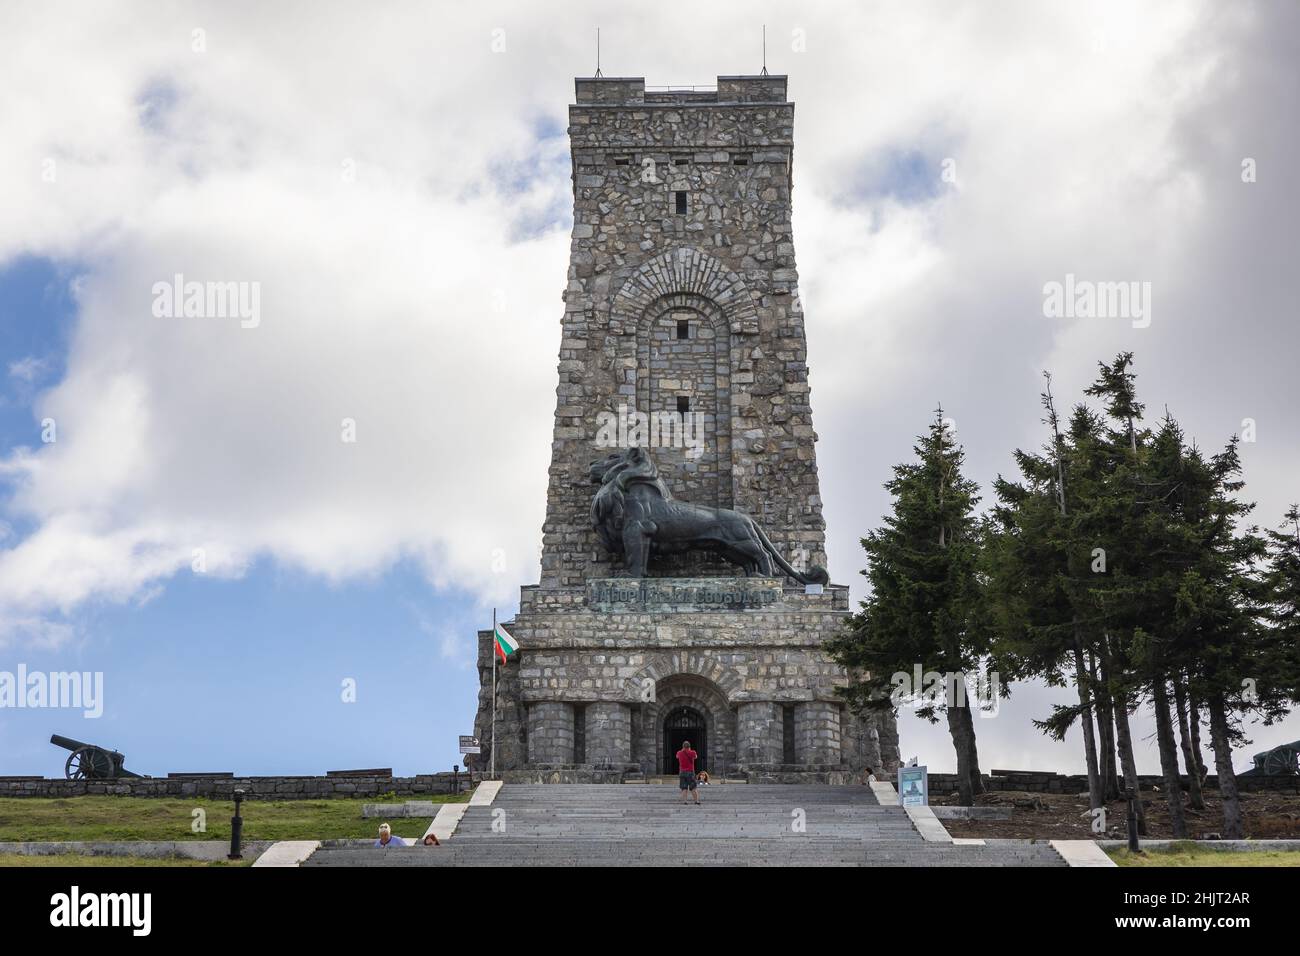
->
[679, 771, 697, 791]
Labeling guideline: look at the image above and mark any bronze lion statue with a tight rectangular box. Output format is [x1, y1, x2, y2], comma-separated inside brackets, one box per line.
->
[589, 447, 830, 585]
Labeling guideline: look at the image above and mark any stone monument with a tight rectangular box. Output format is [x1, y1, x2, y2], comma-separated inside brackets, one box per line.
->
[468, 73, 899, 782]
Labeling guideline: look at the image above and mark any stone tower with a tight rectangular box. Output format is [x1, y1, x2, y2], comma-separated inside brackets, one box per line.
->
[541, 74, 827, 588]
[469, 74, 899, 781]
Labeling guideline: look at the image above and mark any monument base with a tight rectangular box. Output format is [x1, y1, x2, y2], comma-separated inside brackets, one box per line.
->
[468, 577, 899, 780]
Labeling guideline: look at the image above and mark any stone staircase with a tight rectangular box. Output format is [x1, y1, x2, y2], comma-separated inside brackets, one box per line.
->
[303, 785, 1067, 867]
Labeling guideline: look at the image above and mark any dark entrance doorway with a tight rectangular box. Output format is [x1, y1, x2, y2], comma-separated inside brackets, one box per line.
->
[663, 706, 707, 774]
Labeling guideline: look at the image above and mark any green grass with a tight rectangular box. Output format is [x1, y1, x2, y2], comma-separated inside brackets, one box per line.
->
[0, 852, 242, 867]
[1107, 841, 1300, 867]
[0, 794, 466, 844]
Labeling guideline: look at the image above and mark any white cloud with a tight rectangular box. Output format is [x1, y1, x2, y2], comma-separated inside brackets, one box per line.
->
[0, 3, 574, 624]
[7, 357, 48, 383]
[1, 0, 1296, 769]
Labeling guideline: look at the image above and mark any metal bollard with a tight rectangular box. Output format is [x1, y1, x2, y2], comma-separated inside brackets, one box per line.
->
[1125, 788, 1139, 852]
[228, 789, 245, 860]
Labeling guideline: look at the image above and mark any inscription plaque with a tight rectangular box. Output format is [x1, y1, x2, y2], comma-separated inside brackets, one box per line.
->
[586, 577, 785, 613]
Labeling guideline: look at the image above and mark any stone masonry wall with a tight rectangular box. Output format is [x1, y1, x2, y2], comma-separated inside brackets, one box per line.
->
[737, 701, 783, 764]
[0, 772, 474, 800]
[471, 579, 900, 777]
[794, 700, 842, 765]
[926, 770, 1300, 796]
[585, 701, 634, 765]
[541, 75, 827, 589]
[527, 701, 576, 765]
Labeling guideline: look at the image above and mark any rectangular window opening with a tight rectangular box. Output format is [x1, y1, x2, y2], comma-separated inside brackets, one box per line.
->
[676, 319, 689, 340]
[782, 705, 797, 765]
[574, 704, 587, 764]
[675, 191, 688, 215]
[676, 396, 690, 414]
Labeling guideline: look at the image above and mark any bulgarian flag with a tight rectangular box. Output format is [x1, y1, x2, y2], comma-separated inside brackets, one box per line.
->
[494, 623, 519, 663]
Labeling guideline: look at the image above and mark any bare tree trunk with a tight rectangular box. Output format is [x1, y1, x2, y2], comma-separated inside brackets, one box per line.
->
[1172, 678, 1206, 810]
[955, 686, 985, 798]
[946, 703, 976, 806]
[1113, 690, 1147, 834]
[1098, 694, 1121, 801]
[1097, 641, 1123, 800]
[1206, 694, 1244, 839]
[1091, 649, 1120, 800]
[1072, 638, 1103, 810]
[1152, 679, 1189, 838]
[1187, 690, 1209, 782]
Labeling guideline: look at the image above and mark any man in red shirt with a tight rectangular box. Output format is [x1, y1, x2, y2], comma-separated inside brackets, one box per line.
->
[676, 740, 701, 805]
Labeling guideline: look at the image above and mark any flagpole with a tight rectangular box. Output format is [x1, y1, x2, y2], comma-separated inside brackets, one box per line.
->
[491, 607, 497, 781]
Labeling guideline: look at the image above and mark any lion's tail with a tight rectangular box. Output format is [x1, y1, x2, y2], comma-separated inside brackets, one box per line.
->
[753, 523, 830, 586]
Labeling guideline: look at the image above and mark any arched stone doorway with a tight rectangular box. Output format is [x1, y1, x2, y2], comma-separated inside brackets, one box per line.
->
[630, 672, 736, 776]
[662, 705, 707, 774]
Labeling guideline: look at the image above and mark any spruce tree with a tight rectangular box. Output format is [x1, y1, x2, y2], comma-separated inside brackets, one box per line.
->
[829, 410, 992, 805]
[985, 378, 1114, 815]
[1262, 505, 1300, 698]
[1176, 452, 1292, 837]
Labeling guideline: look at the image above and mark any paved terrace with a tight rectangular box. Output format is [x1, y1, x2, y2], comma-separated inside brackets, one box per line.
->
[303, 784, 1069, 867]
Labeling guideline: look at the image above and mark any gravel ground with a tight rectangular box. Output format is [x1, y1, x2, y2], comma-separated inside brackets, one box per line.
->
[937, 789, 1300, 840]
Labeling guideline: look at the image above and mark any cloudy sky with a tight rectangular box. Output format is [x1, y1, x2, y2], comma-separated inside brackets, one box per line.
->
[1, 0, 1296, 777]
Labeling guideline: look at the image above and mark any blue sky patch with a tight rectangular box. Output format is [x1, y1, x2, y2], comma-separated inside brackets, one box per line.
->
[0, 255, 80, 454]
[843, 145, 952, 206]
[136, 77, 179, 134]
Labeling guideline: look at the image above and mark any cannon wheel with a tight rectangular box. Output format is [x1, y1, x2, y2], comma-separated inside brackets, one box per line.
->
[1261, 748, 1299, 776]
[65, 746, 113, 780]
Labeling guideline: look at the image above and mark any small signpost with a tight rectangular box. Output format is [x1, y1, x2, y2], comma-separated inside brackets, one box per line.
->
[898, 764, 928, 807]
[459, 735, 481, 755]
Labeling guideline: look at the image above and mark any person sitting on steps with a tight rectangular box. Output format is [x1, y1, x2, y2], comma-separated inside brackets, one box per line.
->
[374, 823, 406, 848]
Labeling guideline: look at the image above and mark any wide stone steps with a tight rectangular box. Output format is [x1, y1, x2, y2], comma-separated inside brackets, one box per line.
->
[485, 784, 884, 803]
[302, 784, 1067, 867]
[305, 839, 1065, 867]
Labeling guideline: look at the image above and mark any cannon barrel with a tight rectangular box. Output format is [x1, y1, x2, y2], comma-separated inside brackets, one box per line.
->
[50, 734, 93, 752]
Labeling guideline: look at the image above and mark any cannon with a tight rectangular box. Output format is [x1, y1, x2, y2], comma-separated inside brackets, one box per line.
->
[1242, 739, 1300, 777]
[50, 734, 141, 780]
